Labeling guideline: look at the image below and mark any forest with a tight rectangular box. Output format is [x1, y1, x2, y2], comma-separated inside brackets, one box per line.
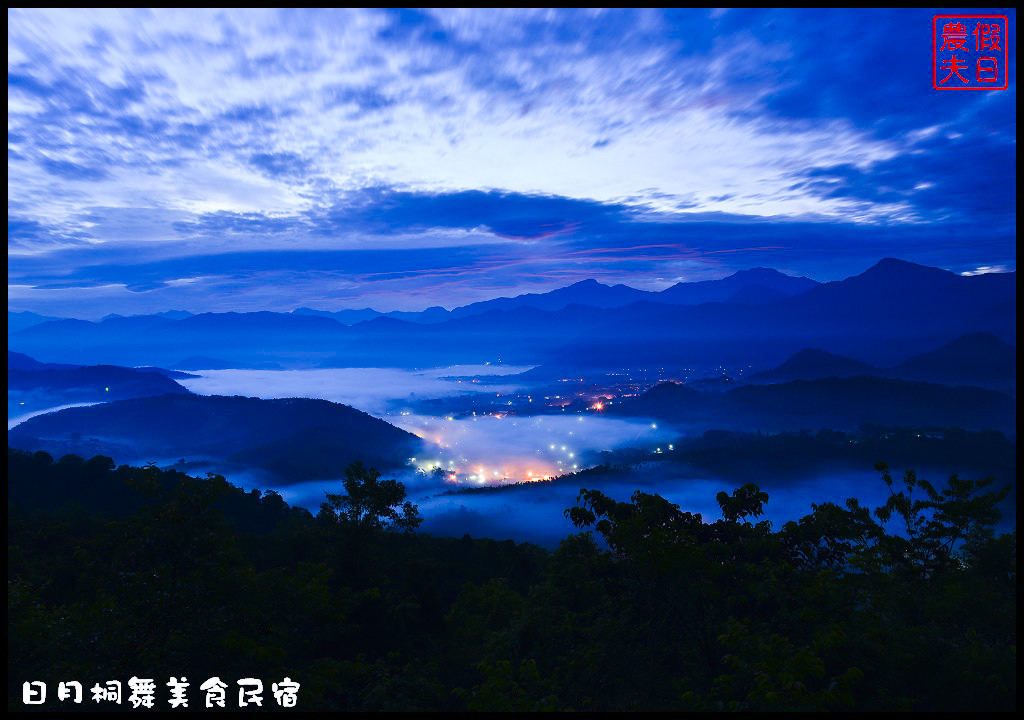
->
[8, 447, 1016, 711]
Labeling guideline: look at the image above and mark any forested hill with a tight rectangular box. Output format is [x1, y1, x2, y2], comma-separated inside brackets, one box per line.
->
[8, 364, 192, 399]
[8, 352, 198, 418]
[609, 376, 1016, 433]
[7, 448, 1016, 712]
[8, 394, 422, 482]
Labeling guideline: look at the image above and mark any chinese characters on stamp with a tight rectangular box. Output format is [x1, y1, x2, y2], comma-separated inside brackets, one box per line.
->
[933, 15, 1009, 90]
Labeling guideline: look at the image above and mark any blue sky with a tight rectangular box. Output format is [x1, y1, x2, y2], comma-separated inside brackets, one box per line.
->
[8, 8, 1016, 318]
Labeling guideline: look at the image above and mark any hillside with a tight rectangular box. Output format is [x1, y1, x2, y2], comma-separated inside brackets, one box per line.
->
[609, 376, 1016, 433]
[747, 348, 877, 383]
[888, 332, 1016, 393]
[747, 334, 1016, 395]
[8, 393, 423, 483]
[8, 354, 194, 416]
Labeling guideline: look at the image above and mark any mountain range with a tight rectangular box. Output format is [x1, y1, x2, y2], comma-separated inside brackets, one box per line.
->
[9, 268, 815, 335]
[8, 259, 1015, 372]
[296, 267, 818, 324]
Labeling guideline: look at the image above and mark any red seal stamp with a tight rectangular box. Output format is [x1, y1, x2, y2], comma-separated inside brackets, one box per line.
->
[933, 15, 1009, 90]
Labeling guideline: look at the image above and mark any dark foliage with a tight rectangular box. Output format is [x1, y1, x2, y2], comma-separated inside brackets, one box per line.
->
[653, 426, 1016, 480]
[8, 447, 1015, 711]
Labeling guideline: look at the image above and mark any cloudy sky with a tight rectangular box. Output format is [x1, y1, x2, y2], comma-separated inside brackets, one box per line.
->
[8, 8, 1016, 318]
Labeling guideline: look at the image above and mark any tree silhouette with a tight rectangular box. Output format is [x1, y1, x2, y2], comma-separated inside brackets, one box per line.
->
[318, 461, 422, 532]
[7, 447, 1016, 712]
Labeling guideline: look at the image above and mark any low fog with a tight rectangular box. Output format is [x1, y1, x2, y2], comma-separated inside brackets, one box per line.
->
[235, 465, 906, 549]
[176, 365, 533, 416]
[8, 402, 102, 430]
[177, 367, 678, 485]
[15, 367, 1009, 548]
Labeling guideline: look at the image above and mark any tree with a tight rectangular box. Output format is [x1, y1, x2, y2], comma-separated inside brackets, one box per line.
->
[318, 461, 422, 532]
[870, 462, 1010, 577]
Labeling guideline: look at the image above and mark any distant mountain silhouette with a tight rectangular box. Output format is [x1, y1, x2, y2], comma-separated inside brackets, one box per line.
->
[294, 305, 455, 325]
[13, 317, 97, 338]
[90, 314, 178, 333]
[787, 259, 1015, 349]
[295, 270, 819, 326]
[7, 260, 1014, 371]
[552, 259, 1015, 370]
[659, 267, 818, 305]
[609, 376, 1015, 433]
[9, 394, 423, 483]
[156, 310, 193, 320]
[8, 351, 62, 371]
[293, 306, 384, 325]
[387, 306, 456, 323]
[173, 356, 239, 370]
[726, 284, 790, 305]
[7, 311, 68, 334]
[132, 366, 199, 380]
[168, 311, 344, 335]
[10, 311, 348, 367]
[318, 303, 618, 367]
[748, 349, 878, 383]
[8, 365, 191, 396]
[102, 310, 193, 322]
[887, 333, 1016, 393]
[712, 332, 1016, 396]
[409, 269, 819, 320]
[8, 351, 193, 378]
[445, 279, 651, 318]
[8, 356, 193, 413]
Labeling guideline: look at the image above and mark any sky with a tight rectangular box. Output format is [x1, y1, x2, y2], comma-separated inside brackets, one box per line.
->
[8, 8, 1017, 319]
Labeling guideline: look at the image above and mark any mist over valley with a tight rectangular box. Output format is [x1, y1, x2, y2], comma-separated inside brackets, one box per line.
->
[8, 260, 1016, 545]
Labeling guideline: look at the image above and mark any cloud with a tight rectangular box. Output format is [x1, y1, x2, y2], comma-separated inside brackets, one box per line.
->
[788, 127, 1016, 229]
[960, 264, 1013, 276]
[172, 211, 302, 236]
[307, 186, 633, 239]
[39, 158, 110, 181]
[8, 192, 1015, 319]
[718, 9, 1016, 139]
[176, 366, 533, 416]
[7, 215, 96, 253]
[7, 9, 1015, 317]
[8, 9, 944, 222]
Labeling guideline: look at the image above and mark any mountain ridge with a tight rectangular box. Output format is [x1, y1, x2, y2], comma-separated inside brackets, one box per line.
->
[7, 260, 1015, 370]
[8, 393, 423, 483]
